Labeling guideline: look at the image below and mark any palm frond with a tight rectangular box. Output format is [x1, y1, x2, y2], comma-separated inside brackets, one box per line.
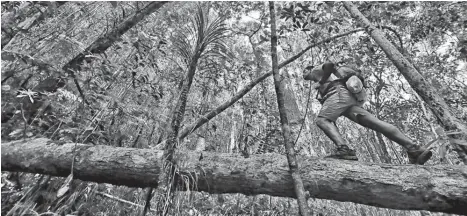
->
[172, 3, 232, 68]
[173, 35, 192, 62]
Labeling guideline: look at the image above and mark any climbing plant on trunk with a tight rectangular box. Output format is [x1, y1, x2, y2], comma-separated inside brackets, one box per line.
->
[141, 4, 231, 215]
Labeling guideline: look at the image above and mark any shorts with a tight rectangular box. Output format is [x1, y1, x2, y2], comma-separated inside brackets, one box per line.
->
[318, 85, 366, 122]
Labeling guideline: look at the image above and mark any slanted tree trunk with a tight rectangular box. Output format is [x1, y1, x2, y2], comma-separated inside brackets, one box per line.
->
[1, 2, 32, 47]
[269, 3, 311, 215]
[374, 132, 392, 163]
[361, 129, 380, 162]
[153, 7, 230, 215]
[2, 138, 467, 215]
[62, 1, 168, 104]
[342, 2, 467, 164]
[1, 2, 67, 48]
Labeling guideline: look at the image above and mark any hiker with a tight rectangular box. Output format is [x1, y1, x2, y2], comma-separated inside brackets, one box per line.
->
[303, 62, 432, 164]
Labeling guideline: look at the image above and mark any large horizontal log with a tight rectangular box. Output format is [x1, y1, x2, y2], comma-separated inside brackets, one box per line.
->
[2, 138, 467, 214]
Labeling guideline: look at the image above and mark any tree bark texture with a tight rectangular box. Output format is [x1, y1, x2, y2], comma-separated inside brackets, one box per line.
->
[269, 2, 311, 215]
[178, 28, 366, 140]
[343, 2, 467, 163]
[2, 138, 467, 215]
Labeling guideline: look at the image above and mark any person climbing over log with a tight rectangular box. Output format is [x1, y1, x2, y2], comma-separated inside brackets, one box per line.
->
[303, 62, 432, 164]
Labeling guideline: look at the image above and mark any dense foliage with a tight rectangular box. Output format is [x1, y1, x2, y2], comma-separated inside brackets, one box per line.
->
[2, 1, 466, 215]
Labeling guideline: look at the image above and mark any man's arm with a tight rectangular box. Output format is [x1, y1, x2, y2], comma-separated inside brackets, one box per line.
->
[303, 62, 338, 83]
[319, 62, 337, 84]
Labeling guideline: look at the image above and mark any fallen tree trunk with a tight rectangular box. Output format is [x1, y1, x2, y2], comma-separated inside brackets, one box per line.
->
[2, 138, 467, 214]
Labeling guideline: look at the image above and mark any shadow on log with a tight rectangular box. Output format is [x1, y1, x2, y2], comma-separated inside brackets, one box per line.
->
[2, 138, 467, 214]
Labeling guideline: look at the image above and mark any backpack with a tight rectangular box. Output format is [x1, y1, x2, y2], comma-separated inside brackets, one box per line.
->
[336, 66, 367, 103]
[315, 65, 367, 104]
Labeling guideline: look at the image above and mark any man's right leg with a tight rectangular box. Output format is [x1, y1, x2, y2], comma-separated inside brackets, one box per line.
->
[316, 117, 346, 146]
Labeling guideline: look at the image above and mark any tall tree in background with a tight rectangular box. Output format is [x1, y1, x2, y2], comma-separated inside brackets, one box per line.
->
[343, 2, 467, 164]
[269, 2, 311, 215]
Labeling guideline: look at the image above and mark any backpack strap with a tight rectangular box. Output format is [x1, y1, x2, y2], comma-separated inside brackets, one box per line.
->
[315, 88, 322, 103]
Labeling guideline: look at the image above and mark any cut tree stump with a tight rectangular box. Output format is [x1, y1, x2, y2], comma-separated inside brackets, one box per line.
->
[2, 138, 467, 214]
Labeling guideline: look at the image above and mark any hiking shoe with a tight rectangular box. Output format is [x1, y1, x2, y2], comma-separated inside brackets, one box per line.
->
[326, 145, 358, 161]
[407, 147, 432, 165]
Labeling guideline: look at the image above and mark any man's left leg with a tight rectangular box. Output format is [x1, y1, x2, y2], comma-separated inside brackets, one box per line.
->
[316, 86, 358, 160]
[316, 117, 358, 160]
[343, 106, 432, 164]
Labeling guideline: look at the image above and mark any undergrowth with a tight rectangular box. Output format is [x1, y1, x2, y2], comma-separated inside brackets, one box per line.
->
[1, 173, 449, 216]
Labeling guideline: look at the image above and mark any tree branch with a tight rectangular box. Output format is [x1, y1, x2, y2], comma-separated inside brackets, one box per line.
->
[96, 192, 150, 210]
[378, 25, 404, 50]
